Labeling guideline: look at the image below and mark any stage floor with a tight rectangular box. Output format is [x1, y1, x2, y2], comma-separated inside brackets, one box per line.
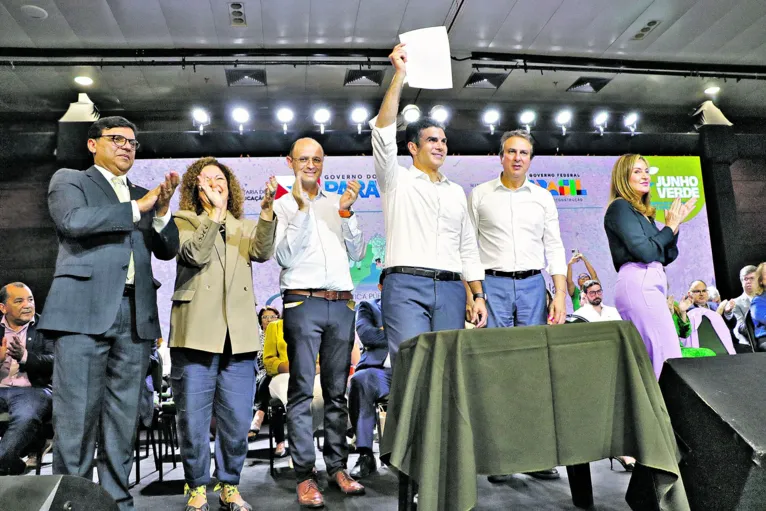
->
[26, 425, 632, 510]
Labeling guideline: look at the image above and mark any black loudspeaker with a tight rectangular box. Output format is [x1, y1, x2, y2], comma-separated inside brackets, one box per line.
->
[0, 475, 118, 511]
[659, 355, 766, 511]
[699, 125, 738, 163]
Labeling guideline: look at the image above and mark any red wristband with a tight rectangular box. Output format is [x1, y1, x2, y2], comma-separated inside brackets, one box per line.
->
[338, 209, 353, 218]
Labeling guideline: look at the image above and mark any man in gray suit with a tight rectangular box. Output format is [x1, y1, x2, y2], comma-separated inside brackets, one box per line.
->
[38, 116, 179, 510]
[724, 265, 757, 346]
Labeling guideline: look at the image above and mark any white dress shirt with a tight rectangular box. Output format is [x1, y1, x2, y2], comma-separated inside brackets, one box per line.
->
[468, 177, 567, 276]
[368, 117, 484, 282]
[94, 165, 170, 285]
[575, 303, 623, 322]
[273, 188, 365, 292]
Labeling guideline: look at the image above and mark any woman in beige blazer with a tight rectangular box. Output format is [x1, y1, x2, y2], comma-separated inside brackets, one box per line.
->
[168, 157, 276, 511]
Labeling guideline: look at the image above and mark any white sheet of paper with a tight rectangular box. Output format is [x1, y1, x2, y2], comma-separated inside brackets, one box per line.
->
[398, 26, 453, 90]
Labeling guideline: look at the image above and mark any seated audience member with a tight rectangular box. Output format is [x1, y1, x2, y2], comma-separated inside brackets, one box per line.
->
[0, 283, 53, 475]
[667, 295, 693, 339]
[707, 286, 721, 305]
[687, 280, 718, 311]
[566, 251, 599, 311]
[572, 280, 622, 322]
[348, 274, 389, 479]
[250, 306, 281, 440]
[748, 263, 766, 351]
[263, 319, 324, 457]
[725, 265, 757, 346]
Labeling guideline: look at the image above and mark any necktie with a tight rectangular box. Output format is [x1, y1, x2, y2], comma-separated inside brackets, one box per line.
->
[111, 177, 135, 285]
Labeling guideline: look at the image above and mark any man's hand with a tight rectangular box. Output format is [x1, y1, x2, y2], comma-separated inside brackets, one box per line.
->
[6, 335, 25, 362]
[0, 336, 7, 361]
[155, 172, 181, 216]
[548, 292, 567, 325]
[724, 298, 736, 314]
[260, 176, 277, 220]
[292, 176, 306, 212]
[389, 43, 407, 75]
[470, 298, 488, 328]
[136, 187, 159, 214]
[339, 180, 361, 211]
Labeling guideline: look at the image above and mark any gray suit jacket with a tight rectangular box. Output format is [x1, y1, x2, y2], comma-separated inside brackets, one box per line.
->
[728, 293, 752, 345]
[38, 166, 179, 340]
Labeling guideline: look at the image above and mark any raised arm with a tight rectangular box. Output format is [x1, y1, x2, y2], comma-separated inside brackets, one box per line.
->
[581, 254, 599, 283]
[370, 44, 408, 193]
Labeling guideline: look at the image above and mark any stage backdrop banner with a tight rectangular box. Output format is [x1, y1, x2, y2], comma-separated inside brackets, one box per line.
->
[130, 155, 713, 344]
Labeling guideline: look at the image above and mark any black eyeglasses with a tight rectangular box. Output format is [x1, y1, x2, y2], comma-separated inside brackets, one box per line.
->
[96, 134, 140, 150]
[586, 289, 603, 296]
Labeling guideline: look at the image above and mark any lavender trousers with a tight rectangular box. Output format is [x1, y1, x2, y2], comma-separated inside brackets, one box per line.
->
[614, 261, 682, 380]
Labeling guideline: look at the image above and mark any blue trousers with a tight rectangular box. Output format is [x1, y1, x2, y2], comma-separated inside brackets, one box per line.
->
[282, 295, 356, 482]
[52, 295, 151, 511]
[348, 367, 391, 450]
[0, 386, 51, 473]
[484, 273, 547, 328]
[170, 346, 256, 488]
[381, 273, 466, 369]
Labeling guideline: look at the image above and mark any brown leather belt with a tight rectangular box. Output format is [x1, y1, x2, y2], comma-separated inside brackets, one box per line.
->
[284, 289, 353, 301]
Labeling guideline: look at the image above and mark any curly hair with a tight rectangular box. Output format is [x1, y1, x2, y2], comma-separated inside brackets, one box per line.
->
[178, 157, 245, 219]
[608, 154, 656, 219]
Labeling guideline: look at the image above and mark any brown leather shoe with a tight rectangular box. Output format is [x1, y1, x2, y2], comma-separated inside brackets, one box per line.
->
[330, 469, 365, 495]
[297, 478, 324, 508]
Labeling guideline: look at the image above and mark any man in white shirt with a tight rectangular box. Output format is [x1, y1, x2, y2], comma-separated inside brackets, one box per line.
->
[371, 44, 486, 370]
[272, 137, 366, 507]
[470, 129, 567, 482]
[468, 129, 568, 329]
[572, 280, 623, 322]
[725, 265, 757, 346]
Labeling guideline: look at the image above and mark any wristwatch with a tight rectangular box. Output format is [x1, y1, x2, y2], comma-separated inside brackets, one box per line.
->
[338, 209, 354, 218]
[473, 292, 486, 301]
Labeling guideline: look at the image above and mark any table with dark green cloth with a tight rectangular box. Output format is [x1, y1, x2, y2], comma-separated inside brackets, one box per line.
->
[379, 321, 689, 511]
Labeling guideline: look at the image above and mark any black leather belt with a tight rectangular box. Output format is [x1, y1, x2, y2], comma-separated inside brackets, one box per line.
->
[123, 284, 135, 296]
[485, 269, 542, 280]
[383, 266, 462, 282]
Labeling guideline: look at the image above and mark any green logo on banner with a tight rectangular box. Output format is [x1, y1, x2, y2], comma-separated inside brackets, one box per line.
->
[647, 156, 705, 223]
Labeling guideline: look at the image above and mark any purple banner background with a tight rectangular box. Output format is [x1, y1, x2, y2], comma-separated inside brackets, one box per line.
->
[130, 155, 714, 344]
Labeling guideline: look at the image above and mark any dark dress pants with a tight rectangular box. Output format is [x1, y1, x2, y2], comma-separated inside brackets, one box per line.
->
[282, 295, 355, 482]
[52, 295, 151, 511]
[0, 386, 52, 473]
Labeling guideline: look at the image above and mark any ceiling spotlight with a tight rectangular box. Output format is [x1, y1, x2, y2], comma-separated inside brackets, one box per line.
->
[624, 112, 639, 136]
[555, 109, 573, 135]
[313, 108, 331, 134]
[276, 108, 294, 134]
[704, 85, 721, 95]
[430, 105, 449, 123]
[594, 111, 609, 136]
[232, 107, 250, 134]
[74, 76, 93, 86]
[482, 109, 500, 134]
[519, 110, 536, 132]
[351, 107, 369, 134]
[192, 108, 210, 135]
[402, 104, 421, 123]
